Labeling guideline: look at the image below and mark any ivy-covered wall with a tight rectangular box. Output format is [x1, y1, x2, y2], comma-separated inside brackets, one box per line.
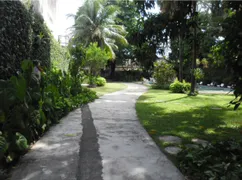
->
[0, 1, 32, 79]
[0, 1, 68, 79]
[31, 12, 51, 68]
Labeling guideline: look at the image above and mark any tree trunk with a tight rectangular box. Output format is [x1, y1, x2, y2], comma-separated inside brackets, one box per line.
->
[110, 60, 116, 79]
[179, 34, 184, 82]
[190, 1, 197, 95]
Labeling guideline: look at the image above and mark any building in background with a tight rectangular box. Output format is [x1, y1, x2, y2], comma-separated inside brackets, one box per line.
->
[31, 0, 59, 39]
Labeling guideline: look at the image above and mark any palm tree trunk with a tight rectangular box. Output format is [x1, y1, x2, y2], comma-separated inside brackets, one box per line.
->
[190, 1, 197, 95]
[179, 34, 184, 82]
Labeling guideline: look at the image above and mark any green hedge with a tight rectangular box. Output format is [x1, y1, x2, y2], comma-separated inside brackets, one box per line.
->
[0, 1, 32, 79]
[0, 1, 68, 80]
[0, 1, 90, 169]
[31, 12, 51, 68]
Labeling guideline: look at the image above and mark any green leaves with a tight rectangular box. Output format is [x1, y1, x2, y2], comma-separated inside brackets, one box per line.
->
[15, 133, 28, 152]
[0, 135, 8, 159]
[85, 42, 111, 77]
[170, 78, 191, 93]
[10, 75, 27, 102]
[71, 0, 128, 59]
[153, 61, 176, 89]
[178, 140, 242, 180]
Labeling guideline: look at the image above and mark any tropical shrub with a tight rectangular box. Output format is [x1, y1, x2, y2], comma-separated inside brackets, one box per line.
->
[169, 79, 191, 93]
[0, 0, 98, 171]
[178, 139, 242, 180]
[153, 61, 176, 89]
[96, 77, 106, 86]
[51, 37, 70, 72]
[84, 43, 111, 85]
[0, 60, 97, 166]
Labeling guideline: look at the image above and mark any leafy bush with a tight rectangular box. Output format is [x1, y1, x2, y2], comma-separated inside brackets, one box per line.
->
[96, 77, 106, 86]
[85, 43, 111, 76]
[169, 79, 191, 93]
[51, 36, 70, 72]
[0, 1, 98, 169]
[0, 60, 97, 166]
[178, 140, 242, 180]
[153, 61, 176, 89]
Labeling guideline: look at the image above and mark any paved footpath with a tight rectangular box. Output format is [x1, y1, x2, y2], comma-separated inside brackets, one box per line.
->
[10, 83, 184, 180]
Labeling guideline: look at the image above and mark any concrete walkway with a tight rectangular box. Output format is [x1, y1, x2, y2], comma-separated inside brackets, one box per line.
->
[9, 83, 184, 180]
[88, 83, 183, 180]
[10, 108, 83, 180]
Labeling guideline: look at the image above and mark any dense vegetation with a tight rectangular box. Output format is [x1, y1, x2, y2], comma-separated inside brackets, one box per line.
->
[136, 89, 242, 179]
[1, 0, 242, 178]
[0, 1, 97, 168]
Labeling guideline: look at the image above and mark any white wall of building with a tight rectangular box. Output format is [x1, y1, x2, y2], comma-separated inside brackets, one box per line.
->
[31, 0, 59, 39]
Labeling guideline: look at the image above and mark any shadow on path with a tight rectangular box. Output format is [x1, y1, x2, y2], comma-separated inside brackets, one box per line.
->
[77, 105, 103, 180]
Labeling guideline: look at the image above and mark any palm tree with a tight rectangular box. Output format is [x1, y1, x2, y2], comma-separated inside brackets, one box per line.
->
[70, 0, 128, 59]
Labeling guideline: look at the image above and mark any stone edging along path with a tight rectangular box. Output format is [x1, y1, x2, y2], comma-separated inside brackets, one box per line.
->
[10, 83, 184, 180]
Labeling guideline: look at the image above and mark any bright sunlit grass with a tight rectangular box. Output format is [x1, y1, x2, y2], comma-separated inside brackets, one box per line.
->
[136, 89, 242, 145]
[91, 82, 127, 97]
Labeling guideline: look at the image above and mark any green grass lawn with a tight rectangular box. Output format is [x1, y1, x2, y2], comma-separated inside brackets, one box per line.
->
[91, 82, 127, 96]
[136, 89, 242, 146]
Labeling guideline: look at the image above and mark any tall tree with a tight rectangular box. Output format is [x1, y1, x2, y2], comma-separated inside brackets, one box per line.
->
[159, 1, 192, 82]
[190, 1, 198, 95]
[221, 1, 242, 109]
[70, 0, 128, 59]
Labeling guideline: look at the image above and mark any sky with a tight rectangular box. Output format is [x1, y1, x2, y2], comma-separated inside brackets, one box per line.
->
[56, 0, 160, 37]
[56, 0, 84, 36]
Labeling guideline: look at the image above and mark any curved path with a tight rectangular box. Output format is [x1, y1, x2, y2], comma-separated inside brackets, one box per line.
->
[83, 83, 183, 180]
[10, 83, 184, 180]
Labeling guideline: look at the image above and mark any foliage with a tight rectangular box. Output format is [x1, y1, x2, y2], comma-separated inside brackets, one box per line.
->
[0, 1, 66, 79]
[68, 44, 86, 84]
[31, 12, 51, 68]
[0, 1, 32, 79]
[220, 2, 242, 110]
[0, 60, 97, 165]
[51, 36, 70, 72]
[169, 78, 191, 93]
[95, 77, 107, 87]
[84, 43, 111, 85]
[136, 88, 242, 147]
[71, 0, 128, 59]
[178, 139, 242, 180]
[193, 68, 204, 81]
[152, 61, 176, 89]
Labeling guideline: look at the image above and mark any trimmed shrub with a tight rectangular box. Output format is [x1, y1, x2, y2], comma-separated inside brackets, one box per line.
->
[0, 1, 32, 79]
[96, 77, 106, 86]
[31, 12, 51, 68]
[169, 78, 191, 93]
[153, 61, 176, 89]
